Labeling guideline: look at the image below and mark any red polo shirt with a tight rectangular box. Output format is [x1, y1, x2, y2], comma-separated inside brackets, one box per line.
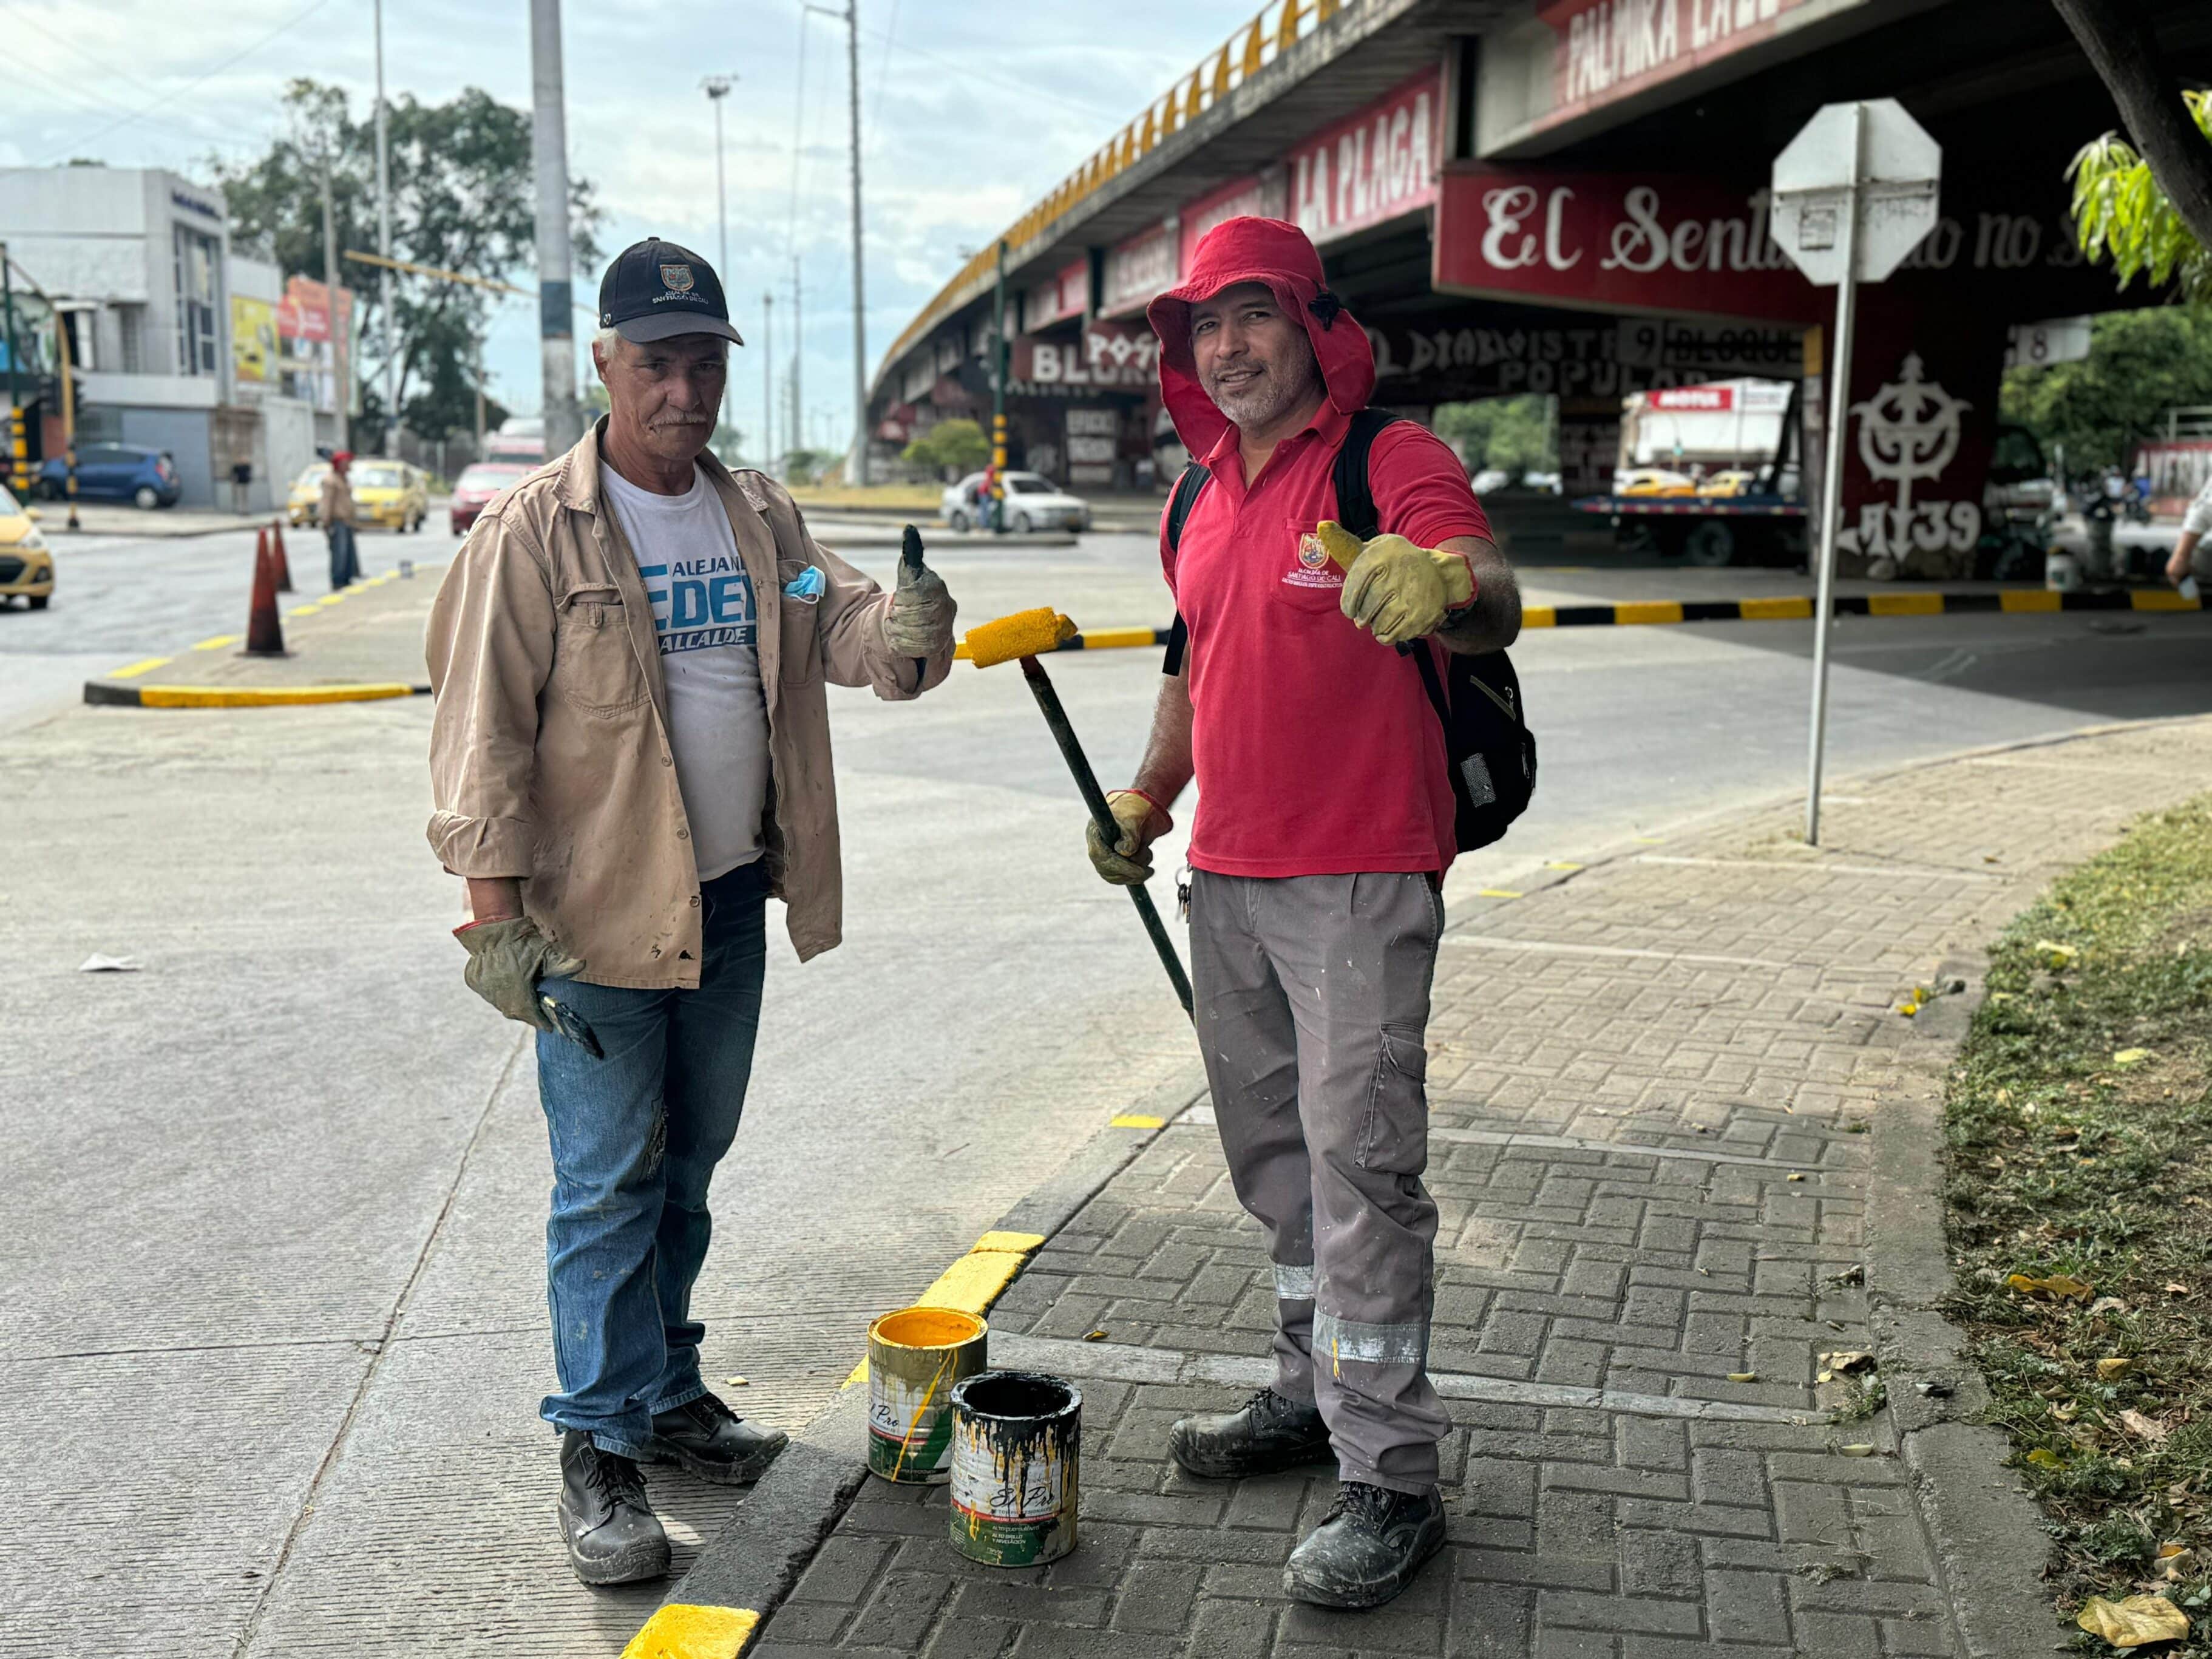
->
[1162, 406, 1493, 878]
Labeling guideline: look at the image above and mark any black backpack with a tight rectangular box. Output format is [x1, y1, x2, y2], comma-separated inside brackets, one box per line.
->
[1162, 409, 1536, 853]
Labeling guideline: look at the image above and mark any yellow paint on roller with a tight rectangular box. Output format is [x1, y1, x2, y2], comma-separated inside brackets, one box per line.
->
[1614, 601, 1684, 626]
[1738, 596, 1813, 620]
[1111, 1113, 1167, 1129]
[137, 683, 416, 708]
[191, 634, 240, 651]
[2133, 588, 2202, 612]
[619, 1603, 759, 1659]
[964, 608, 1077, 668]
[1521, 606, 1558, 628]
[109, 657, 172, 679]
[1078, 626, 1158, 651]
[1868, 592, 1943, 617]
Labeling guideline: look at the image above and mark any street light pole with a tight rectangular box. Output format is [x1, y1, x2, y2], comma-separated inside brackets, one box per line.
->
[792, 253, 802, 467]
[529, 0, 582, 454]
[807, 1, 867, 485]
[374, 0, 395, 457]
[762, 290, 775, 475]
[321, 149, 350, 450]
[701, 76, 735, 280]
[991, 237, 1008, 534]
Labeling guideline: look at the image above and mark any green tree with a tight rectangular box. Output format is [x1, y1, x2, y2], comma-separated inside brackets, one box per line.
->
[2068, 88, 2212, 304]
[212, 80, 603, 444]
[2001, 308, 2212, 472]
[1431, 396, 1555, 477]
[901, 418, 989, 478]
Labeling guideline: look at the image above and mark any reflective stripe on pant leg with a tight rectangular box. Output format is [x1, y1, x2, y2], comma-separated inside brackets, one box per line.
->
[1260, 871, 1449, 1493]
[1190, 870, 1317, 1405]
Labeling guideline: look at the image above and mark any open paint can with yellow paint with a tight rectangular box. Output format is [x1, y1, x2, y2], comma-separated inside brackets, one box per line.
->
[947, 1370, 1081, 1567]
[866, 1307, 989, 1483]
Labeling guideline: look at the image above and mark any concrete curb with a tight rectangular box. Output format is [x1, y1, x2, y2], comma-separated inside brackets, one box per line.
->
[83, 680, 431, 709]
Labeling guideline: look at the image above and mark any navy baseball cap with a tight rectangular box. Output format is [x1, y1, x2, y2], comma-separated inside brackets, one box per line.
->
[598, 237, 744, 346]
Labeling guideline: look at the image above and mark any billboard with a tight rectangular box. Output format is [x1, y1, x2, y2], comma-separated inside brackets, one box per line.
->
[231, 294, 277, 388]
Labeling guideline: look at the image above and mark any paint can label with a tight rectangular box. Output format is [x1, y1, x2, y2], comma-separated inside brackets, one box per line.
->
[867, 1373, 957, 1481]
[948, 1417, 1077, 1566]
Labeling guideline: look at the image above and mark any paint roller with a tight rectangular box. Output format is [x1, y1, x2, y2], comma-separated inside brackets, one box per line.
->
[965, 608, 1195, 1020]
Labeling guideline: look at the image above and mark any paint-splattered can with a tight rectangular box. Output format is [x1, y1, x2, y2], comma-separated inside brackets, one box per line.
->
[866, 1307, 988, 1483]
[947, 1370, 1081, 1567]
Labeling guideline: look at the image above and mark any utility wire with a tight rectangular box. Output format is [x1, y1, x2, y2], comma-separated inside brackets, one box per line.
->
[866, 0, 900, 146]
[784, 0, 810, 257]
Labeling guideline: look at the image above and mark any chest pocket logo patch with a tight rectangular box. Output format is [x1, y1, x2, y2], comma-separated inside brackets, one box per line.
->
[1284, 528, 1343, 589]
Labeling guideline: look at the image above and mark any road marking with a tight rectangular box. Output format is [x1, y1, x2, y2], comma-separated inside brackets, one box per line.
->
[1614, 600, 1684, 625]
[620, 1603, 758, 1659]
[1739, 595, 1813, 620]
[1439, 934, 1793, 970]
[1868, 591, 1944, 617]
[1636, 853, 1999, 882]
[189, 634, 239, 651]
[2000, 589, 2061, 614]
[1477, 887, 1523, 899]
[108, 657, 171, 679]
[991, 1334, 1816, 1425]
[1544, 860, 1585, 871]
[288, 605, 321, 617]
[1111, 1113, 1167, 1129]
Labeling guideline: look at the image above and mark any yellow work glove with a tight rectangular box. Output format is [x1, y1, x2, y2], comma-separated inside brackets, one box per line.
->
[1085, 790, 1172, 886]
[1317, 520, 1474, 646]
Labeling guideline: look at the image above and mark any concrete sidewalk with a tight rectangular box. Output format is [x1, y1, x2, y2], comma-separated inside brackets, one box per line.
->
[718, 716, 2212, 1659]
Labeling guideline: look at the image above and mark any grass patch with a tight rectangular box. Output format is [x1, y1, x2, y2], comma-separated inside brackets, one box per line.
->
[787, 483, 943, 514]
[1945, 796, 2212, 1648]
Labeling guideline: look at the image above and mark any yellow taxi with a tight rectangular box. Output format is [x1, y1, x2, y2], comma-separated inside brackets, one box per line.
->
[0, 480, 55, 609]
[350, 460, 430, 533]
[287, 460, 330, 527]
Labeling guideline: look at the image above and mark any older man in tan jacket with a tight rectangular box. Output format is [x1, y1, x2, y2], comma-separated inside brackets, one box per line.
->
[425, 238, 955, 1586]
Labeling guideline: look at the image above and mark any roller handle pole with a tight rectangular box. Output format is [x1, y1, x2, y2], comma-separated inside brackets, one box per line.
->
[1018, 655, 1195, 1021]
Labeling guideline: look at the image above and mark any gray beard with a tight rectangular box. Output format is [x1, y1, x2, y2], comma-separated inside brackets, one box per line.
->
[1206, 366, 1318, 435]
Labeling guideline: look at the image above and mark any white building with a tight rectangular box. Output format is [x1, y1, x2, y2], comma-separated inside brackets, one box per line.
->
[0, 165, 324, 511]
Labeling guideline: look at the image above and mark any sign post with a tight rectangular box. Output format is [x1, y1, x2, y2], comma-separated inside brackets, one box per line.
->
[1770, 99, 1940, 846]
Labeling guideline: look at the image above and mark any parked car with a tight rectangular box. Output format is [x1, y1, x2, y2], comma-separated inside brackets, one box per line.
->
[287, 461, 331, 527]
[940, 471, 1091, 533]
[0, 482, 54, 609]
[350, 461, 430, 533]
[449, 462, 534, 536]
[36, 443, 180, 510]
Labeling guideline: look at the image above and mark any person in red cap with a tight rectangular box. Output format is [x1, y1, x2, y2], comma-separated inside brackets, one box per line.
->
[1085, 216, 1521, 1609]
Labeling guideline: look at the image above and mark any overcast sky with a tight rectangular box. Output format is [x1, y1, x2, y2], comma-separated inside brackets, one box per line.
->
[0, 0, 1229, 450]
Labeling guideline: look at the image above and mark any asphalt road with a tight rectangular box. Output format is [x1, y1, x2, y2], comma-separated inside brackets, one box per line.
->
[2, 521, 2208, 1655]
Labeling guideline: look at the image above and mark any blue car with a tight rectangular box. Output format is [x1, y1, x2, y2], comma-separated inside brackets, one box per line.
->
[38, 443, 182, 510]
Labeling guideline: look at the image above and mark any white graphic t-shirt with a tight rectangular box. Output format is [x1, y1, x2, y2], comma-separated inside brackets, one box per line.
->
[597, 460, 770, 881]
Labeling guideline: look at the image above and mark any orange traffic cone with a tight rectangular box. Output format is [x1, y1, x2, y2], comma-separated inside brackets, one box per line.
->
[243, 539, 286, 657]
[269, 519, 294, 592]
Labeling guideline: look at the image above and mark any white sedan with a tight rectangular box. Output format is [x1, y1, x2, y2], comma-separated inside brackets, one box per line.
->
[941, 472, 1091, 534]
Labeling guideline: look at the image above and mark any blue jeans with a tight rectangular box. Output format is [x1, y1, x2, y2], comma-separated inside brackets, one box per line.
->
[533, 859, 768, 1456]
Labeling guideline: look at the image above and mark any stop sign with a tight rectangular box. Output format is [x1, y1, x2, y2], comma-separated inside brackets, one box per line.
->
[1770, 100, 1942, 288]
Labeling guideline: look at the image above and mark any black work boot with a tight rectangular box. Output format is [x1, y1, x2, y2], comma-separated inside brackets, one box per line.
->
[1169, 1388, 1332, 1479]
[1283, 1481, 1447, 1609]
[557, 1431, 671, 1586]
[646, 1392, 789, 1485]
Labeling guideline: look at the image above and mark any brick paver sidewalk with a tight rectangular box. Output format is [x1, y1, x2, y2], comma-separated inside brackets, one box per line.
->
[749, 721, 2212, 1659]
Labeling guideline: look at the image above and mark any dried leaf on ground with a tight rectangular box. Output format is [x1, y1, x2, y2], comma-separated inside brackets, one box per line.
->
[1822, 1351, 1876, 1374]
[2037, 940, 2080, 970]
[1839, 1443, 1876, 1457]
[2009, 1272, 2095, 1300]
[2030, 1448, 2066, 1468]
[2114, 1049, 2153, 1067]
[1728, 1371, 1759, 1383]
[2098, 1357, 2136, 1381]
[2075, 1593, 2189, 1646]
[2120, 1410, 2170, 1442]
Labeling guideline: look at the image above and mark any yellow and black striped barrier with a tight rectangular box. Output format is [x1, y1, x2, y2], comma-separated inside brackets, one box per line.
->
[952, 588, 2202, 659]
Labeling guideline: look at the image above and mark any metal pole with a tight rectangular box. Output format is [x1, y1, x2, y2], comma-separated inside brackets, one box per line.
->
[702, 77, 734, 279]
[792, 253, 802, 467]
[473, 334, 486, 453]
[1804, 101, 1865, 849]
[375, 0, 395, 456]
[843, 2, 867, 486]
[2, 245, 22, 495]
[321, 151, 348, 450]
[1, 242, 18, 413]
[991, 238, 1008, 533]
[529, 0, 582, 454]
[762, 290, 775, 474]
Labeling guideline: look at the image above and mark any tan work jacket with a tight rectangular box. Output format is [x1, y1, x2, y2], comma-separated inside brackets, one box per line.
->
[424, 421, 950, 986]
[319, 471, 355, 526]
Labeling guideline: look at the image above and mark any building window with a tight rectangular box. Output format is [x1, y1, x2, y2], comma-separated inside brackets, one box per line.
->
[118, 305, 144, 374]
[173, 225, 220, 376]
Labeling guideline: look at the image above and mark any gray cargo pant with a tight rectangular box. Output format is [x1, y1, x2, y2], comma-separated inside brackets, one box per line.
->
[1188, 869, 1451, 1493]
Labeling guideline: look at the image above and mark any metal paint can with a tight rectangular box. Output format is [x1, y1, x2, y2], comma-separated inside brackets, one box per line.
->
[947, 1370, 1081, 1567]
[866, 1307, 988, 1483]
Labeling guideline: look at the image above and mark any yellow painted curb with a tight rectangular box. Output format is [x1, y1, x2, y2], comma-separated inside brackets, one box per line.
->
[1111, 1113, 1167, 1129]
[1738, 595, 1813, 620]
[137, 683, 419, 708]
[1868, 592, 1944, 617]
[191, 634, 239, 651]
[2133, 589, 2204, 612]
[841, 1230, 1048, 1389]
[620, 1603, 759, 1659]
[1613, 600, 1684, 626]
[1478, 887, 1522, 899]
[1999, 589, 2061, 613]
[1080, 625, 1158, 650]
[109, 657, 171, 679]
[1521, 605, 1558, 628]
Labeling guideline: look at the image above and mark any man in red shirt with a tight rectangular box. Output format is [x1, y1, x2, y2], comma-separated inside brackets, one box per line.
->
[1086, 217, 1521, 1609]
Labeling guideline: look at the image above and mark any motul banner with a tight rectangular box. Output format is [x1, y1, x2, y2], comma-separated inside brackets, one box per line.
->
[1288, 68, 1440, 246]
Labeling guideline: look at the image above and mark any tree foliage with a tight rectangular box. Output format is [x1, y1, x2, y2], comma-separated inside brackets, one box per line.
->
[2001, 309, 2212, 472]
[211, 80, 604, 444]
[1432, 396, 1555, 477]
[2068, 89, 2212, 305]
[901, 418, 989, 477]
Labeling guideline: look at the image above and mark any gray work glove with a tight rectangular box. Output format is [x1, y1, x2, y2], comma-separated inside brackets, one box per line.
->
[454, 915, 585, 1030]
[1085, 790, 1172, 886]
[884, 547, 957, 658]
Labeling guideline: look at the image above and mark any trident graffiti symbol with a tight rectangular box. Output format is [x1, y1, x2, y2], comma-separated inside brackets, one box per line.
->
[1850, 353, 1969, 519]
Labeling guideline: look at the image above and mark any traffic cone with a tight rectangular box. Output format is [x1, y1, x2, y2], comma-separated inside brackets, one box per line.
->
[243, 540, 286, 657]
[269, 520, 294, 592]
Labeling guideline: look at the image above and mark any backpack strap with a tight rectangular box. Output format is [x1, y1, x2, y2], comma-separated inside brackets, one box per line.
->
[1161, 461, 1212, 675]
[1330, 407, 1403, 541]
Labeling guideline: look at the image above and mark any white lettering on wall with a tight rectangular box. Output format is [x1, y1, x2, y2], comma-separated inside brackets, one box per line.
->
[1564, 0, 1790, 105]
[1291, 89, 1434, 242]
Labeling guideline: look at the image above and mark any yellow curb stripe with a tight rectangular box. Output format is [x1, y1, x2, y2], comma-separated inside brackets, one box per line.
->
[2000, 589, 2061, 613]
[1613, 600, 1684, 626]
[190, 634, 240, 651]
[1521, 605, 1558, 628]
[109, 657, 171, 679]
[2132, 589, 2203, 611]
[288, 605, 321, 617]
[1111, 1113, 1167, 1129]
[1079, 626, 1159, 650]
[136, 683, 418, 708]
[841, 1229, 1049, 1391]
[1738, 595, 1813, 620]
[1478, 887, 1523, 899]
[1868, 592, 1944, 616]
[1545, 861, 1585, 871]
[621, 1603, 759, 1659]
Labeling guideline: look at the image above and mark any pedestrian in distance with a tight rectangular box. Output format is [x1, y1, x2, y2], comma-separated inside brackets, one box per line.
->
[229, 454, 252, 515]
[422, 237, 957, 1587]
[1086, 215, 1521, 1611]
[2165, 470, 2212, 602]
[320, 452, 361, 589]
